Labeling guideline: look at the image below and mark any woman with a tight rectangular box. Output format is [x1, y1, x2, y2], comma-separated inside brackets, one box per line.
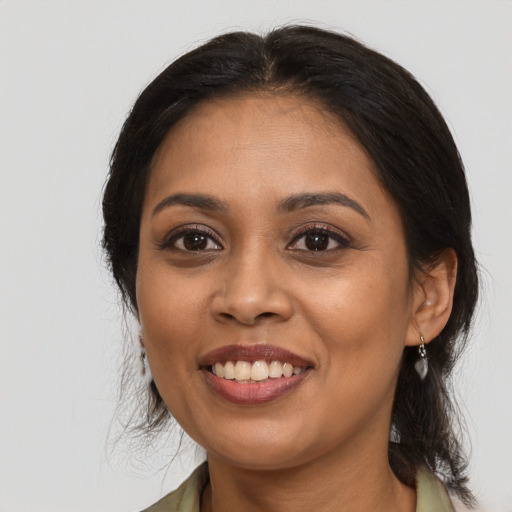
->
[103, 26, 478, 511]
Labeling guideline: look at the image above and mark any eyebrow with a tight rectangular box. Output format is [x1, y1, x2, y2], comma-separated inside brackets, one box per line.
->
[151, 191, 370, 220]
[277, 192, 370, 220]
[151, 193, 229, 218]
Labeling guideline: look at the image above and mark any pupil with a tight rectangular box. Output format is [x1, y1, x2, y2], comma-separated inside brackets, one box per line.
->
[305, 232, 329, 251]
[184, 233, 207, 250]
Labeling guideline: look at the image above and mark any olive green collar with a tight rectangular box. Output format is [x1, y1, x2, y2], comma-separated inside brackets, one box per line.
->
[416, 466, 455, 512]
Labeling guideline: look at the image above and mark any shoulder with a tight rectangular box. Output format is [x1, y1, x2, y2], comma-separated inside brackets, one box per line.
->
[416, 468, 481, 512]
[416, 467, 456, 512]
[140, 463, 208, 512]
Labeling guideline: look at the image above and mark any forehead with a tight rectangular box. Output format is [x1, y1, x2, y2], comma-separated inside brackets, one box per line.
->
[147, 93, 380, 201]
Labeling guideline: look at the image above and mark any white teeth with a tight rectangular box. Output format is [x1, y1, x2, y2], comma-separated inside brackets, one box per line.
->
[224, 361, 235, 380]
[211, 360, 307, 381]
[251, 360, 269, 381]
[234, 361, 251, 381]
[214, 362, 225, 378]
[282, 362, 293, 378]
[268, 360, 283, 378]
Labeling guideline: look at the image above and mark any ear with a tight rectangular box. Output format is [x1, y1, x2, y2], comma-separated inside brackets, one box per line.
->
[405, 248, 458, 347]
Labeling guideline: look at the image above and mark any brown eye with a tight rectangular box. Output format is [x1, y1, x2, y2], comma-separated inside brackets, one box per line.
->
[304, 232, 330, 251]
[288, 226, 351, 252]
[160, 227, 223, 252]
[183, 233, 209, 251]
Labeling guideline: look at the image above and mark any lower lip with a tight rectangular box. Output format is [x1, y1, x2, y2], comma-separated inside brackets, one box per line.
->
[202, 369, 310, 405]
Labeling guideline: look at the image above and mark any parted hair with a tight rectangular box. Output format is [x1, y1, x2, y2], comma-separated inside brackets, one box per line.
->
[103, 25, 478, 505]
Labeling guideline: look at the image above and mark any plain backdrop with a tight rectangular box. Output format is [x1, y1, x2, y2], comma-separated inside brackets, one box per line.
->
[1, 1, 511, 511]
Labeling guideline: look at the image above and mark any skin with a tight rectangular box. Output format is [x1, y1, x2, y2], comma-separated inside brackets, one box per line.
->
[136, 94, 457, 512]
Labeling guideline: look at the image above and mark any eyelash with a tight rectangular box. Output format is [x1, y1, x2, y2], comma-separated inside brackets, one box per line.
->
[157, 225, 223, 252]
[287, 224, 352, 252]
[157, 223, 352, 253]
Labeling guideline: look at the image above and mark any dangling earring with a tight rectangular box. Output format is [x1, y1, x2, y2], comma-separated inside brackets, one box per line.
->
[139, 336, 153, 386]
[414, 334, 428, 380]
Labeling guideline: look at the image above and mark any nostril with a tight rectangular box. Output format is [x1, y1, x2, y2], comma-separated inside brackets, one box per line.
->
[220, 312, 237, 320]
[257, 312, 275, 319]
[217, 310, 276, 324]
[211, 287, 293, 325]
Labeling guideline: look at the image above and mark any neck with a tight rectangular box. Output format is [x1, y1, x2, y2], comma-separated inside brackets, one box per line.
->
[201, 436, 416, 512]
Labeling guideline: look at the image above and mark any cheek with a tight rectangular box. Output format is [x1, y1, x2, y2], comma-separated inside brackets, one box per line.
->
[302, 267, 411, 426]
[299, 258, 412, 370]
[136, 263, 207, 374]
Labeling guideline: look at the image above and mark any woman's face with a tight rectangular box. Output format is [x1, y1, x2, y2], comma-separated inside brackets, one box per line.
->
[137, 94, 420, 470]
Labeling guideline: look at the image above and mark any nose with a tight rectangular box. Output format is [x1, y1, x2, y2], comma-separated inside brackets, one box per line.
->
[210, 249, 294, 325]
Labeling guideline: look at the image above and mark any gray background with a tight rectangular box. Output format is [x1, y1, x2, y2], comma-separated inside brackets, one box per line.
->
[1, 1, 511, 510]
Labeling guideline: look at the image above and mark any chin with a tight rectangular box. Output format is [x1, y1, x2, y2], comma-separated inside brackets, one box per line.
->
[197, 422, 324, 471]
[211, 446, 309, 471]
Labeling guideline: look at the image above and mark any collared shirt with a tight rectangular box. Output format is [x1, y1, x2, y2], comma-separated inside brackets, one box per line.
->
[141, 463, 457, 512]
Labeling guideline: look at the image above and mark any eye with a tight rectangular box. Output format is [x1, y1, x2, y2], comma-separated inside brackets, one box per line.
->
[159, 226, 223, 252]
[175, 232, 221, 251]
[288, 226, 351, 252]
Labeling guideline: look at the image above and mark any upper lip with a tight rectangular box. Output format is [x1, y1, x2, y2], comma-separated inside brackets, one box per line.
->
[198, 344, 314, 368]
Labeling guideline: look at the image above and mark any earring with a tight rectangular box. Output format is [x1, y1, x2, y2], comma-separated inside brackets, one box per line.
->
[139, 336, 153, 386]
[414, 334, 428, 380]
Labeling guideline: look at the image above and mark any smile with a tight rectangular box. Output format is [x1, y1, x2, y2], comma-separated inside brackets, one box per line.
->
[211, 361, 306, 383]
[211, 360, 305, 382]
[199, 344, 313, 405]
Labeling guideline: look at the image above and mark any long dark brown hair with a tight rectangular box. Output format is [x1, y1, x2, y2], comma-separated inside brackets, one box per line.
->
[103, 25, 478, 505]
